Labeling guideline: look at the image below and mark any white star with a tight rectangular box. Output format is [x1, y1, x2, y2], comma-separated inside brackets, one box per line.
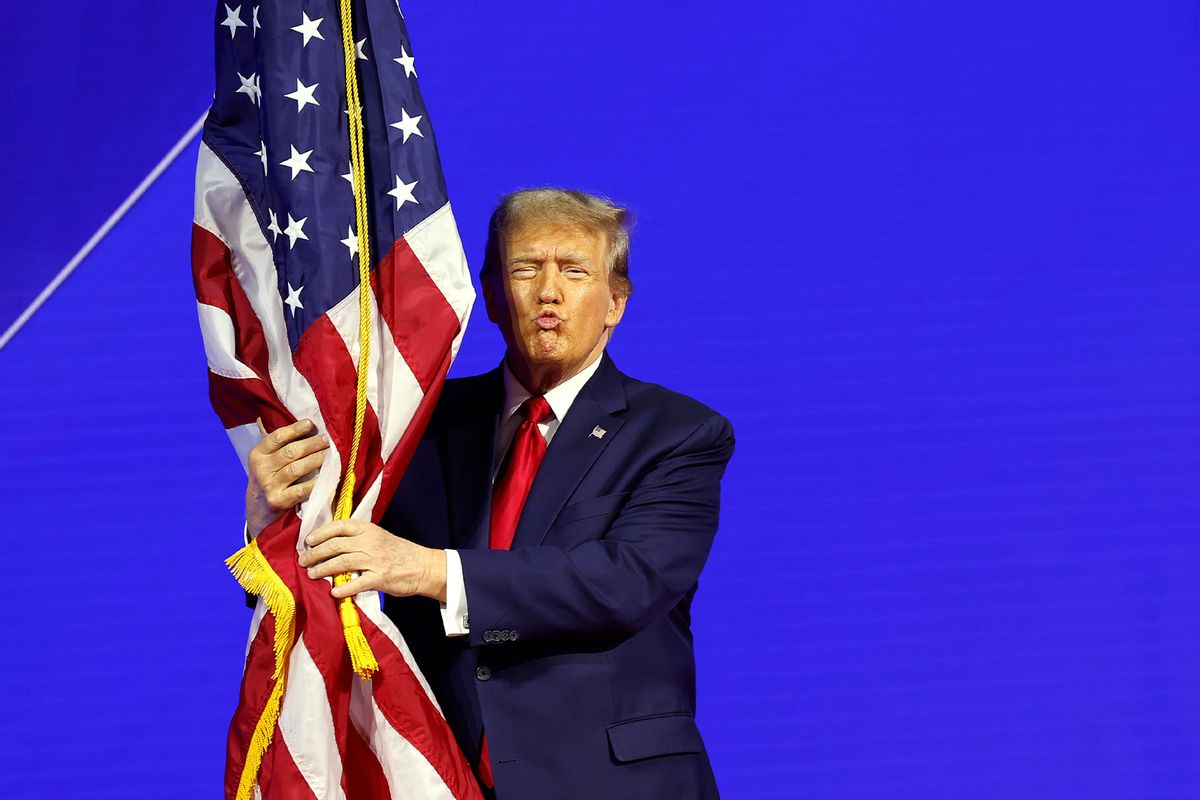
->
[393, 46, 416, 77]
[284, 283, 304, 317]
[341, 170, 356, 194]
[252, 5, 261, 36]
[236, 71, 260, 105]
[221, 4, 247, 38]
[389, 108, 424, 143]
[266, 209, 281, 242]
[291, 12, 325, 46]
[283, 214, 309, 249]
[388, 175, 419, 210]
[280, 145, 315, 180]
[254, 140, 268, 175]
[356, 38, 369, 60]
[340, 225, 360, 259]
[284, 79, 320, 112]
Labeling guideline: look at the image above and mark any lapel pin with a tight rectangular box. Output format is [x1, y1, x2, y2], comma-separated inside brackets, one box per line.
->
[590, 425, 607, 439]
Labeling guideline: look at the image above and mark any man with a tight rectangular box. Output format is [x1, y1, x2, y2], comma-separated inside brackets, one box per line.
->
[247, 189, 734, 799]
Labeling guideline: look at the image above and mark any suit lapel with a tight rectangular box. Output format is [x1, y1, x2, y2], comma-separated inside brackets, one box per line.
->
[511, 353, 628, 549]
[442, 368, 502, 551]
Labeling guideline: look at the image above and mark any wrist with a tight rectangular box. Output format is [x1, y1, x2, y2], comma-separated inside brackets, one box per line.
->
[423, 547, 448, 603]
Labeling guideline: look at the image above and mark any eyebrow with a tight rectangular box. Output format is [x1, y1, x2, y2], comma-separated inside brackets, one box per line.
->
[509, 250, 592, 265]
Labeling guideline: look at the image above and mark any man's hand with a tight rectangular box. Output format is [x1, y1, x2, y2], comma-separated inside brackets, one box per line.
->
[246, 418, 329, 537]
[298, 520, 448, 603]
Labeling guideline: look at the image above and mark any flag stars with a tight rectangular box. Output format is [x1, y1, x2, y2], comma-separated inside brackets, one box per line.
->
[267, 209, 281, 242]
[284, 79, 320, 112]
[284, 283, 305, 317]
[390, 108, 424, 143]
[221, 4, 247, 38]
[283, 214, 309, 249]
[393, 46, 416, 77]
[341, 170, 356, 194]
[236, 71, 261, 105]
[388, 175, 419, 210]
[356, 38, 369, 60]
[291, 12, 325, 46]
[252, 5, 261, 36]
[254, 140, 268, 175]
[340, 225, 360, 259]
[280, 145, 315, 180]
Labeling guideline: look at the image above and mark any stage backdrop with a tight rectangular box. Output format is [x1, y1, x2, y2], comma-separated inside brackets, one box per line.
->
[1, 1, 1198, 797]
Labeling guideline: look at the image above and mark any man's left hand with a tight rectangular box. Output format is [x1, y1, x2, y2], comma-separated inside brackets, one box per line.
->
[298, 520, 447, 603]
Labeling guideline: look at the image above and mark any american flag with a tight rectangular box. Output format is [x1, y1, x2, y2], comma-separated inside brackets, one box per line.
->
[190, 0, 480, 797]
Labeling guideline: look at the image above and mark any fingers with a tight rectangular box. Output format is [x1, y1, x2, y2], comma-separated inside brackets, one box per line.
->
[305, 519, 362, 548]
[331, 574, 375, 599]
[278, 449, 327, 484]
[305, 553, 368, 580]
[256, 418, 318, 456]
[277, 431, 330, 467]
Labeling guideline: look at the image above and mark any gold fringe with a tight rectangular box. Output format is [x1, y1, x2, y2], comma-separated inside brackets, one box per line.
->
[226, 540, 296, 800]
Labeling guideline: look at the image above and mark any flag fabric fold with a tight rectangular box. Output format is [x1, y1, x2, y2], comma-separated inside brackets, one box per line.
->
[190, 1, 480, 797]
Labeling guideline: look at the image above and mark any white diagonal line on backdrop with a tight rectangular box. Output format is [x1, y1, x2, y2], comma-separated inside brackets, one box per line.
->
[0, 110, 209, 352]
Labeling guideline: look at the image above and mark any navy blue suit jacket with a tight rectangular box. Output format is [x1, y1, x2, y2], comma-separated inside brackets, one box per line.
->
[380, 352, 734, 799]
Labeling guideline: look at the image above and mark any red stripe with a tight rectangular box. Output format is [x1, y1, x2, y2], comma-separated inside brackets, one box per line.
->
[258, 724, 321, 800]
[292, 314, 384, 511]
[373, 237, 461, 393]
[193, 224, 292, 432]
[210, 372, 289, 431]
[225, 609, 278, 800]
[193, 225, 273, 379]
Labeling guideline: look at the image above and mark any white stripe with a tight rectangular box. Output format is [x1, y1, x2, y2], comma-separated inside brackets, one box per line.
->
[403, 203, 475, 364]
[226, 421, 261, 476]
[0, 111, 209, 352]
[198, 302, 260, 379]
[325, 285, 424, 462]
[278, 638, 348, 800]
[350, 679, 457, 800]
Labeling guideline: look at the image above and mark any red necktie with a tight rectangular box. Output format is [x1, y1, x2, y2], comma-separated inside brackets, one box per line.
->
[489, 396, 553, 551]
[478, 396, 553, 788]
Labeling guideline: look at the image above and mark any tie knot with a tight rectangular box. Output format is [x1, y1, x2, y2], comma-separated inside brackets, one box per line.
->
[522, 396, 552, 426]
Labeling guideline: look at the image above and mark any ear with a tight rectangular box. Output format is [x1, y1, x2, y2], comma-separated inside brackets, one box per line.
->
[605, 286, 628, 330]
[482, 273, 503, 324]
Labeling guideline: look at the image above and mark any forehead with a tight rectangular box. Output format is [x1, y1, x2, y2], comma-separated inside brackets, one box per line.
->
[503, 220, 606, 259]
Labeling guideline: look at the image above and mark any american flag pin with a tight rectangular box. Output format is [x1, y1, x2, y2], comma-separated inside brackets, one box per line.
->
[590, 425, 607, 439]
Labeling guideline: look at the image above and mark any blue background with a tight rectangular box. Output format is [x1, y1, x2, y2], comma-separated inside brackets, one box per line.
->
[2, 1, 1198, 797]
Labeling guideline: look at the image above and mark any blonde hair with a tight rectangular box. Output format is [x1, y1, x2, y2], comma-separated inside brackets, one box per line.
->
[480, 188, 634, 296]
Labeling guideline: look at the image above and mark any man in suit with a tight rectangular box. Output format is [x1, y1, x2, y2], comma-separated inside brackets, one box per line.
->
[253, 189, 734, 798]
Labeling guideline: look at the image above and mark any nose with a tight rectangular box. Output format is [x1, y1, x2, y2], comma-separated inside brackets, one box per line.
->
[535, 266, 562, 304]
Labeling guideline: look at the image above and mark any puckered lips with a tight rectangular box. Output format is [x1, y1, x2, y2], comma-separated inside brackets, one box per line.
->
[535, 310, 563, 330]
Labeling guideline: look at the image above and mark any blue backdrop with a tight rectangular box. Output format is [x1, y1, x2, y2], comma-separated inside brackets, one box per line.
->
[1, 1, 1198, 797]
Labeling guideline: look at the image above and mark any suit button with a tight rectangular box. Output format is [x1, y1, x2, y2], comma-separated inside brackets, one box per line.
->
[511, 630, 520, 641]
[476, 665, 492, 681]
[483, 631, 494, 643]
[499, 630, 510, 641]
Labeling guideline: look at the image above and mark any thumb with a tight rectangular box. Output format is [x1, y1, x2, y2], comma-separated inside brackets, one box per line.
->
[256, 417, 269, 439]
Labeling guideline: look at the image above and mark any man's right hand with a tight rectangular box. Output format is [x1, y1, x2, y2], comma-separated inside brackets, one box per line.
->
[246, 418, 329, 538]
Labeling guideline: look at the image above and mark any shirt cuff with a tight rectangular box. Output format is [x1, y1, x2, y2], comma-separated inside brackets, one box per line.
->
[439, 549, 470, 637]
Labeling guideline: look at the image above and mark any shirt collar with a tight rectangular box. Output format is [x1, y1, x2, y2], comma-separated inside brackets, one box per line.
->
[501, 352, 605, 426]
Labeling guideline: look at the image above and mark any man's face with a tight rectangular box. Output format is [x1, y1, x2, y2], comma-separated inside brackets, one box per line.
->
[485, 220, 627, 387]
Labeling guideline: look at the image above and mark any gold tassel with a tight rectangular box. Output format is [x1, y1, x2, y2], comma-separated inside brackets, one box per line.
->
[225, 540, 296, 800]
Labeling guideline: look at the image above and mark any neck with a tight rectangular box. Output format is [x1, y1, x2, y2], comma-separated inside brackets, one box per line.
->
[507, 347, 605, 395]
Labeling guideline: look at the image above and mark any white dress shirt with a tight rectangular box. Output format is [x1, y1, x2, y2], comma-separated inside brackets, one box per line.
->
[439, 353, 606, 636]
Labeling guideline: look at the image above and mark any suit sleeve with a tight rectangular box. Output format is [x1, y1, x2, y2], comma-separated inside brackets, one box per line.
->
[456, 413, 735, 647]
